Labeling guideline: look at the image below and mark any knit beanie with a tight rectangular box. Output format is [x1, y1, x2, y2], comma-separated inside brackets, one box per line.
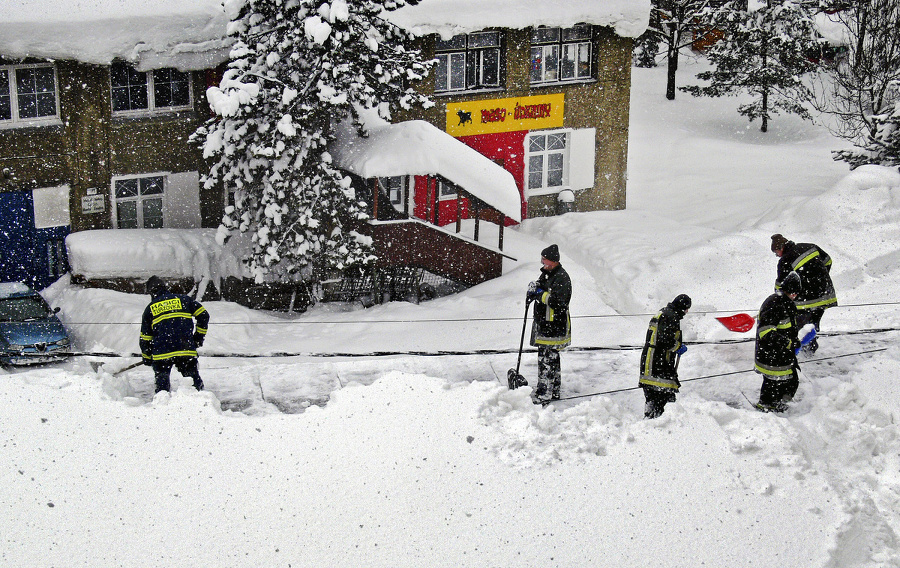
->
[771, 234, 788, 252]
[541, 244, 560, 262]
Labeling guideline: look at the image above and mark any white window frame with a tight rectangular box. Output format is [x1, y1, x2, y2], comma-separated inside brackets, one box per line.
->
[530, 24, 593, 86]
[0, 63, 61, 130]
[437, 178, 459, 201]
[110, 173, 167, 229]
[110, 63, 193, 117]
[525, 129, 571, 197]
[433, 31, 502, 94]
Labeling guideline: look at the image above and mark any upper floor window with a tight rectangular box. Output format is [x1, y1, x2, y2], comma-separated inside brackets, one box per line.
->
[113, 174, 165, 228]
[434, 31, 502, 94]
[530, 24, 593, 85]
[0, 64, 59, 128]
[110, 62, 192, 115]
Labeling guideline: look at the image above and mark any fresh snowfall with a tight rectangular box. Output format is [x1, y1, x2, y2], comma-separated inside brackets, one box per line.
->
[3, 61, 900, 567]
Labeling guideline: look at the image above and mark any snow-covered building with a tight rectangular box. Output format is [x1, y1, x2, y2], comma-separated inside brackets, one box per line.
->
[0, 0, 231, 289]
[0, 0, 649, 300]
[387, 0, 650, 218]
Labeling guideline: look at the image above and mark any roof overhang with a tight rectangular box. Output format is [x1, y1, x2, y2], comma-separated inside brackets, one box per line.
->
[332, 118, 522, 222]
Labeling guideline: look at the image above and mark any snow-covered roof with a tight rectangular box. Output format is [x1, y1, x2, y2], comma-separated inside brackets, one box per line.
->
[386, 0, 650, 39]
[0, 0, 233, 71]
[332, 118, 523, 222]
[0, 0, 648, 70]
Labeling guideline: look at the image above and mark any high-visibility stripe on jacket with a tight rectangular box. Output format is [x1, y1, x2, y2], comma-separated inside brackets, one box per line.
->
[639, 305, 684, 391]
[140, 291, 209, 362]
[754, 290, 798, 380]
[775, 241, 837, 313]
[530, 263, 572, 349]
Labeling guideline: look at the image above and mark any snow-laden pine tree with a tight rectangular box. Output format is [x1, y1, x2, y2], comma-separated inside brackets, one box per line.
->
[197, 0, 431, 286]
[681, 0, 822, 132]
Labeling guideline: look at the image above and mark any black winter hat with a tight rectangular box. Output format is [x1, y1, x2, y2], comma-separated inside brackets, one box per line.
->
[781, 271, 802, 296]
[771, 234, 788, 252]
[541, 244, 560, 262]
[145, 275, 167, 296]
[671, 293, 692, 312]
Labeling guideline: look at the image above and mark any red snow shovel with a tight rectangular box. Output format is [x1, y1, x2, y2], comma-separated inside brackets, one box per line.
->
[716, 313, 756, 333]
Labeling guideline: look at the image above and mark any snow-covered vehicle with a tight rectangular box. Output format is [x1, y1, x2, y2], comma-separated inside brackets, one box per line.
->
[0, 282, 71, 365]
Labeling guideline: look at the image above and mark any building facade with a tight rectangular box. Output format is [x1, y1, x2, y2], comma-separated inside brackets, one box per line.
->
[0, 1, 646, 291]
[393, 25, 633, 219]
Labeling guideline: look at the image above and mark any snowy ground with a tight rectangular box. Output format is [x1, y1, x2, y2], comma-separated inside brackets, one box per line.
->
[3, 60, 900, 567]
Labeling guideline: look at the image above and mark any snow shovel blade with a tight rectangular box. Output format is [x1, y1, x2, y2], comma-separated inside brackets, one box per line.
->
[716, 313, 755, 333]
[506, 368, 528, 389]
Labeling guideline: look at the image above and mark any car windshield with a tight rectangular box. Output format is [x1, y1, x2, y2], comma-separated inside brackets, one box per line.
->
[0, 297, 52, 322]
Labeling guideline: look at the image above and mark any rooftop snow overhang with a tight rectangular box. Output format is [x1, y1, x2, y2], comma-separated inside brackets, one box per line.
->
[332, 119, 522, 223]
[0, 0, 233, 71]
[385, 0, 650, 40]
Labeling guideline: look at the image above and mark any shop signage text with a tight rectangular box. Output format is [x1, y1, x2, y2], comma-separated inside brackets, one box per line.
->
[445, 93, 565, 137]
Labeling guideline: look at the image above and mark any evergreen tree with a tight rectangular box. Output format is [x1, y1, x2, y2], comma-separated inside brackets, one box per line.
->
[682, 0, 822, 132]
[196, 0, 431, 285]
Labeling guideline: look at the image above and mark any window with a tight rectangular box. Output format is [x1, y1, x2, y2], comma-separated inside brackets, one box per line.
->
[113, 175, 165, 228]
[526, 131, 568, 194]
[110, 62, 192, 115]
[434, 32, 502, 93]
[437, 178, 459, 200]
[46, 239, 68, 279]
[0, 64, 59, 127]
[531, 25, 593, 85]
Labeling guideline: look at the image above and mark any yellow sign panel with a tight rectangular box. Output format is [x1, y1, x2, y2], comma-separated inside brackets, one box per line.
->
[445, 93, 565, 137]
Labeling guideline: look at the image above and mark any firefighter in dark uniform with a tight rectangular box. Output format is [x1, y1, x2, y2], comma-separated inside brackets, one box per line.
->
[639, 294, 691, 419]
[754, 271, 802, 412]
[526, 244, 572, 405]
[140, 276, 209, 393]
[770, 234, 836, 353]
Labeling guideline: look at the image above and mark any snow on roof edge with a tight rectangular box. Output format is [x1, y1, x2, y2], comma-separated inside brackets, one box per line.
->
[332, 118, 522, 222]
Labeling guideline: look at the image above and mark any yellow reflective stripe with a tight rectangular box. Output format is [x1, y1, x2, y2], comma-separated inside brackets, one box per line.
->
[639, 377, 680, 390]
[140, 333, 153, 341]
[152, 312, 192, 327]
[539, 291, 550, 304]
[193, 306, 207, 317]
[792, 249, 819, 270]
[758, 325, 775, 338]
[535, 336, 570, 346]
[152, 350, 198, 360]
[195, 327, 207, 334]
[141, 353, 152, 360]
[755, 363, 794, 376]
[795, 296, 838, 310]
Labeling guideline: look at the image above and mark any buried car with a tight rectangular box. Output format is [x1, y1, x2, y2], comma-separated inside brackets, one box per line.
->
[0, 282, 71, 365]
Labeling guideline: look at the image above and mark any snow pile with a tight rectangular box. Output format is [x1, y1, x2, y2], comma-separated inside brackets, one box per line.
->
[0, 0, 231, 70]
[387, 0, 650, 39]
[66, 229, 248, 283]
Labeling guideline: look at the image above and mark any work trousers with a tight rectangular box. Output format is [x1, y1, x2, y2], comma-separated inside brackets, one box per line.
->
[533, 346, 561, 403]
[153, 356, 203, 393]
